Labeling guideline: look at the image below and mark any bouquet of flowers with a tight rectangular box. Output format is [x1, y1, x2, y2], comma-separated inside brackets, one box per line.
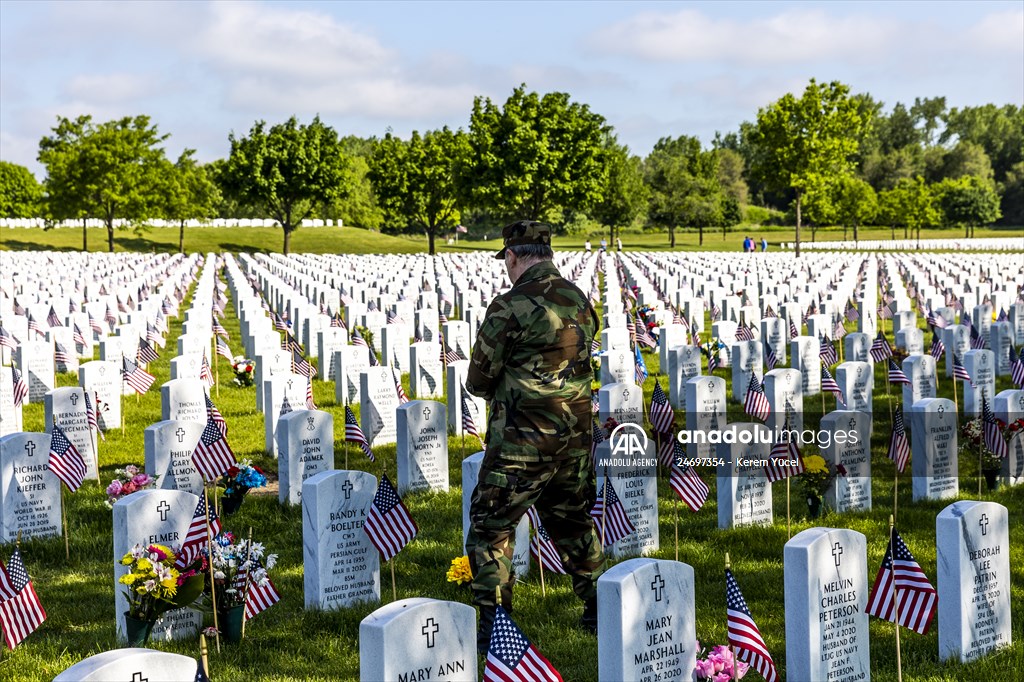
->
[694, 642, 748, 681]
[204, 532, 278, 612]
[960, 417, 1016, 472]
[446, 556, 472, 586]
[119, 543, 205, 624]
[106, 465, 158, 507]
[797, 455, 848, 516]
[232, 356, 255, 387]
[218, 459, 268, 515]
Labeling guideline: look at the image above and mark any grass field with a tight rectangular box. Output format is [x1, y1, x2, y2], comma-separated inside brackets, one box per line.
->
[1, 223, 1020, 255]
[1, 264, 1021, 682]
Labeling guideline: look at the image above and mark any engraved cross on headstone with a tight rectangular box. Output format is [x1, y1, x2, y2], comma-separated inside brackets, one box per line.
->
[832, 542, 843, 567]
[422, 406, 431, 421]
[131, 673, 148, 682]
[342, 480, 354, 501]
[24, 442, 36, 457]
[422, 617, 439, 648]
[979, 514, 989, 536]
[69, 393, 79, 405]
[157, 501, 171, 522]
[175, 428, 186, 443]
[651, 574, 665, 602]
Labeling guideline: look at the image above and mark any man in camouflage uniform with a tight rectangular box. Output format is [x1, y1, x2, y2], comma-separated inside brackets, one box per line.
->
[465, 220, 605, 654]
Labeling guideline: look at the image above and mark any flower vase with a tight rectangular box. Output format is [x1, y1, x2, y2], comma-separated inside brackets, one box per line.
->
[124, 612, 154, 647]
[221, 486, 250, 515]
[983, 468, 1000, 492]
[807, 495, 822, 519]
[219, 604, 245, 643]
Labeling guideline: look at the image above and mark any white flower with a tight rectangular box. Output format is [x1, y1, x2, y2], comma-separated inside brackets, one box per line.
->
[264, 553, 278, 570]
[131, 544, 146, 559]
[214, 570, 225, 580]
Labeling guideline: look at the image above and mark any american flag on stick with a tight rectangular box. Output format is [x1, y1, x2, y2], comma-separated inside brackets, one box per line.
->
[590, 478, 635, 546]
[1010, 345, 1024, 388]
[122, 356, 155, 395]
[484, 606, 563, 682]
[743, 373, 771, 422]
[0, 548, 47, 649]
[952, 354, 972, 383]
[216, 336, 233, 361]
[726, 568, 778, 682]
[461, 393, 482, 445]
[669, 442, 709, 512]
[526, 507, 566, 575]
[12, 368, 29, 407]
[238, 554, 281, 620]
[870, 331, 893, 363]
[206, 394, 227, 436]
[363, 474, 418, 562]
[982, 396, 1008, 459]
[137, 339, 159, 365]
[887, 409, 911, 473]
[866, 529, 937, 635]
[48, 425, 87, 492]
[888, 359, 911, 386]
[765, 417, 804, 483]
[345, 406, 374, 461]
[191, 417, 236, 484]
[175, 496, 221, 569]
[648, 381, 674, 435]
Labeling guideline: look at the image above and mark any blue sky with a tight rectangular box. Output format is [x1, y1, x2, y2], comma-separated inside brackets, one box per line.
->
[2, 0, 1021, 177]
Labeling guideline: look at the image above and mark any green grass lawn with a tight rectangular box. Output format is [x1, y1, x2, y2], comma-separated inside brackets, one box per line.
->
[1, 223, 1020, 255]
[2, 272, 1021, 682]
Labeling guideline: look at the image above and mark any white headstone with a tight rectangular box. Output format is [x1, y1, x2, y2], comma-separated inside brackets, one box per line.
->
[160, 379, 207, 423]
[910, 398, 958, 501]
[53, 648, 197, 682]
[16, 339, 55, 403]
[715, 423, 772, 529]
[396, 401, 449, 495]
[278, 409, 334, 504]
[360, 367, 399, 446]
[821, 410, 872, 512]
[78, 360, 122, 431]
[410, 342, 444, 399]
[144, 420, 205, 495]
[0, 432, 62, 542]
[45, 386, 98, 481]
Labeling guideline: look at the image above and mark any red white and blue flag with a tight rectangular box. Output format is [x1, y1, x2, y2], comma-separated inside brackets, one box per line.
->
[484, 606, 563, 682]
[590, 478, 635, 546]
[175, 496, 221, 569]
[191, 417, 236, 483]
[0, 548, 47, 649]
[47, 425, 87, 492]
[726, 568, 778, 682]
[743, 373, 770, 422]
[363, 474, 418, 562]
[866, 530, 937, 635]
[526, 507, 566, 575]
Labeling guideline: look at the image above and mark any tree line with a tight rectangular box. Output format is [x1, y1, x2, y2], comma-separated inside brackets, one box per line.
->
[0, 80, 1020, 255]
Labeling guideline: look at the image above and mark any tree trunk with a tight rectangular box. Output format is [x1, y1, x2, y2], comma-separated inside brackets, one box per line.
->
[179, 220, 185, 253]
[697, 225, 702, 247]
[965, 224, 969, 238]
[107, 220, 115, 252]
[794, 193, 802, 258]
[427, 228, 436, 256]
[843, 226, 847, 241]
[811, 225, 817, 243]
[669, 225, 676, 248]
[283, 226, 291, 255]
[903, 225, 908, 239]
[82, 218, 87, 251]
[853, 223, 859, 243]
[890, 225, 895, 240]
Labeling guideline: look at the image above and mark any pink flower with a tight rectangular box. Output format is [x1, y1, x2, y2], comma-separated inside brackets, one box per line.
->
[124, 464, 139, 476]
[147, 545, 168, 561]
[131, 474, 151, 487]
[122, 481, 137, 494]
[106, 480, 123, 497]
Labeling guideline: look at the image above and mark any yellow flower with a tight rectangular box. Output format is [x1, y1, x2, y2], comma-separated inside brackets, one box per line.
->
[446, 556, 473, 585]
[120, 555, 134, 566]
[160, 578, 178, 597]
[802, 455, 827, 474]
[136, 557, 152, 572]
[119, 574, 137, 585]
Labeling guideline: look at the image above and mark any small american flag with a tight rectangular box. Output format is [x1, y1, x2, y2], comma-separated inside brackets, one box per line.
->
[743, 373, 770, 422]
[0, 548, 47, 649]
[983, 396, 1008, 459]
[819, 334, 838, 366]
[137, 339, 159, 365]
[345, 406, 374, 461]
[590, 478, 635, 546]
[930, 334, 945, 360]
[635, 316, 656, 349]
[1010, 345, 1024, 388]
[763, 304, 777, 319]
[870, 331, 893, 363]
[291, 349, 316, 378]
[734, 324, 753, 342]
[726, 568, 778, 682]
[53, 342, 72, 367]
[272, 312, 288, 332]
[48, 425, 87, 492]
[952, 354, 972, 383]
[526, 507, 565, 575]
[590, 419, 605, 463]
[104, 305, 117, 326]
[88, 314, 103, 335]
[788, 319, 799, 340]
[765, 344, 779, 370]
[72, 323, 86, 348]
[305, 377, 317, 410]
[648, 381, 673, 434]
[845, 301, 860, 322]
[212, 317, 228, 339]
[206, 394, 227, 436]
[392, 368, 409, 404]
[191, 417, 236, 483]
[887, 409, 910, 473]
[200, 354, 215, 388]
[866, 530, 937, 635]
[216, 336, 233, 361]
[12, 368, 29, 407]
[634, 345, 648, 384]
[707, 343, 720, 373]
[591, 337, 601, 354]
[363, 474, 418, 562]
[46, 306, 63, 328]
[442, 340, 461, 365]
[175, 496, 222, 569]
[461, 394, 482, 445]
[969, 323, 987, 350]
[888, 359, 911, 386]
[765, 418, 804, 483]
[331, 313, 347, 330]
[669, 443, 709, 512]
[122, 356, 155, 394]
[240, 555, 281, 620]
[484, 606, 563, 682]
[833, 317, 847, 340]
[0, 326, 16, 351]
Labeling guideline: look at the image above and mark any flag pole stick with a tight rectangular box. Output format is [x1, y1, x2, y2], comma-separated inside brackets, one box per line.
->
[390, 559, 397, 602]
[215, 352, 219, 399]
[600, 467, 607, 550]
[203, 486, 221, 653]
[240, 526, 254, 640]
[725, 552, 738, 682]
[786, 478, 791, 540]
[538, 536, 546, 597]
[673, 492, 679, 563]
[890, 515, 903, 682]
[953, 377, 959, 413]
[61, 486, 70, 560]
[200, 634, 210, 677]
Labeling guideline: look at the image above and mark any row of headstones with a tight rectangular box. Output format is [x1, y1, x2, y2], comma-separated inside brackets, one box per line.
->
[55, 499, 1011, 681]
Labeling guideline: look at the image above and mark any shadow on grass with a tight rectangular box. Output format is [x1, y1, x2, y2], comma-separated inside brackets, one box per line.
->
[0, 239, 83, 252]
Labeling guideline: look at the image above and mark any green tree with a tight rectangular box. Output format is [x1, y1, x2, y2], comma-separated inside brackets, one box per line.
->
[935, 175, 1002, 238]
[878, 176, 939, 242]
[331, 155, 384, 230]
[933, 141, 994, 183]
[747, 79, 867, 256]
[161, 150, 220, 253]
[222, 116, 348, 255]
[463, 84, 608, 222]
[910, 96, 947, 147]
[591, 138, 648, 244]
[38, 115, 169, 252]
[941, 104, 1023, 182]
[833, 175, 878, 242]
[800, 175, 838, 242]
[999, 161, 1024, 226]
[0, 161, 42, 218]
[644, 135, 723, 247]
[368, 127, 468, 255]
[715, 147, 749, 241]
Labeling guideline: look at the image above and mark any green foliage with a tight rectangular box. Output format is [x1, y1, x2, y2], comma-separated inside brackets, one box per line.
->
[37, 115, 170, 251]
[0, 160, 42, 218]
[941, 104, 1023, 182]
[590, 138, 648, 240]
[934, 175, 1002, 236]
[222, 116, 349, 254]
[747, 79, 868, 255]
[832, 176, 878, 240]
[742, 205, 787, 226]
[368, 127, 468, 254]
[464, 84, 609, 222]
[878, 176, 940, 240]
[331, 155, 384, 230]
[998, 161, 1024, 226]
[644, 135, 728, 247]
[930, 141, 994, 183]
[161, 150, 220, 252]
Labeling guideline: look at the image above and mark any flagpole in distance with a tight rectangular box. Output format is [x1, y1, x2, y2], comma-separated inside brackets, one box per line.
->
[202, 486, 221, 653]
[383, 463, 397, 602]
[725, 552, 738, 682]
[889, 515, 903, 682]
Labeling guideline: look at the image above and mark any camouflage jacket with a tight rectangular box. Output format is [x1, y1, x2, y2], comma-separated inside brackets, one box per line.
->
[466, 261, 598, 461]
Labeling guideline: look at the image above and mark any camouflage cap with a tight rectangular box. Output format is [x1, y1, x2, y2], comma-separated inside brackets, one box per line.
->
[494, 220, 552, 260]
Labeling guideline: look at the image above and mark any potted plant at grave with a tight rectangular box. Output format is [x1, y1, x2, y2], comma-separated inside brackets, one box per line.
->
[105, 465, 158, 508]
[118, 543, 205, 646]
[960, 417, 1006, 491]
[218, 459, 268, 515]
[232, 356, 255, 387]
[796, 455, 848, 519]
[203, 532, 278, 643]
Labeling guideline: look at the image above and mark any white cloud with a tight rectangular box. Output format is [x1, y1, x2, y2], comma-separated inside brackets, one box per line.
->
[588, 8, 903, 64]
[962, 9, 1024, 54]
[65, 73, 163, 103]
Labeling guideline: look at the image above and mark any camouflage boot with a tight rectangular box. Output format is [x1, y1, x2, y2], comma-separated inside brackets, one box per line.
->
[477, 605, 496, 656]
[579, 596, 598, 634]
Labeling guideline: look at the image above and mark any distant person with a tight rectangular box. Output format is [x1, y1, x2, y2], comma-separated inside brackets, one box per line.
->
[584, 239, 592, 253]
[600, 238, 607, 252]
[742, 236, 752, 252]
[761, 237, 768, 252]
[616, 237, 622, 252]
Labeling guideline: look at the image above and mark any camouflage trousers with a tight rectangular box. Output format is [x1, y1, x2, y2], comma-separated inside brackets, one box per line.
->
[466, 452, 606, 611]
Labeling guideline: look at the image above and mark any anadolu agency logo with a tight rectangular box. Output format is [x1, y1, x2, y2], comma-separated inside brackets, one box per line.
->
[603, 423, 656, 467]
